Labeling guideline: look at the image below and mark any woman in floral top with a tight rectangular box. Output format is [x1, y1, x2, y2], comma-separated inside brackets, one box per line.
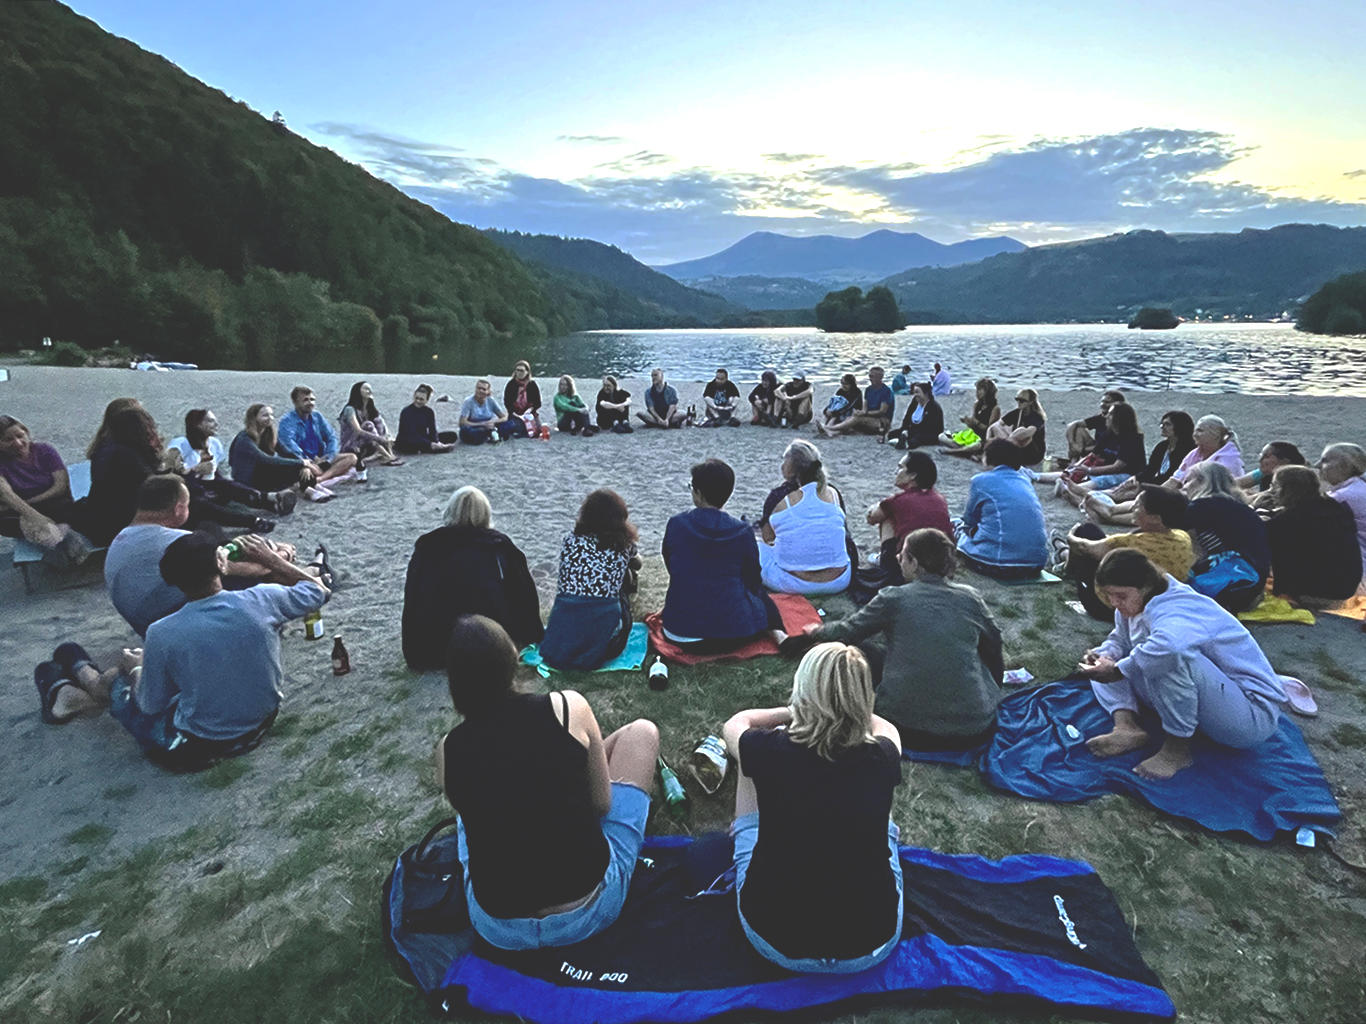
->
[540, 489, 642, 670]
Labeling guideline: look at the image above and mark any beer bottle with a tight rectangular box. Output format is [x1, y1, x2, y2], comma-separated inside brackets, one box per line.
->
[331, 635, 350, 675]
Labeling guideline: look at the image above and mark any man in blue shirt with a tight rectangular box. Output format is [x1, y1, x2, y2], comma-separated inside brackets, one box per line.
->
[276, 386, 360, 493]
[823, 366, 895, 437]
[109, 533, 328, 769]
[636, 368, 687, 428]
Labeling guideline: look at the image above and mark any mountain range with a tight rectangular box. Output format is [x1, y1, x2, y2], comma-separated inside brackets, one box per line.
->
[659, 229, 1026, 283]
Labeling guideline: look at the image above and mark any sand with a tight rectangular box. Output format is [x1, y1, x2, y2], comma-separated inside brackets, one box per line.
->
[2, 362, 1364, 880]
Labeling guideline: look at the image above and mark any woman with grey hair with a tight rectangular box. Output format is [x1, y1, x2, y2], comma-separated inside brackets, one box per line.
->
[402, 485, 543, 669]
[759, 439, 851, 595]
[1181, 462, 1270, 613]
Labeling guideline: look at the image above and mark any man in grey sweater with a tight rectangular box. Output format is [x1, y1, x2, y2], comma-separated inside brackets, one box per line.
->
[799, 528, 1003, 750]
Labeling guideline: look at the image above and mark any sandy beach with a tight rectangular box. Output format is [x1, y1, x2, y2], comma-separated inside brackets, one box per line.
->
[2, 363, 1364, 1020]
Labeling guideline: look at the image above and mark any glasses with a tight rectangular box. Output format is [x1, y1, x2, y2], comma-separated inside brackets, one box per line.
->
[1015, 396, 1029, 402]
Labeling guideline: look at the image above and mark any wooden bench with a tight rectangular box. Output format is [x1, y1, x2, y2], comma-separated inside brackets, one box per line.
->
[12, 461, 106, 595]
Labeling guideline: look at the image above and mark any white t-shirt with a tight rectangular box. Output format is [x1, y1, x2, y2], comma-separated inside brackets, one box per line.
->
[169, 435, 228, 478]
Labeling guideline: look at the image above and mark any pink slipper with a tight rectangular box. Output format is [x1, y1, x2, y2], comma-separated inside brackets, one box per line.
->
[1280, 677, 1318, 717]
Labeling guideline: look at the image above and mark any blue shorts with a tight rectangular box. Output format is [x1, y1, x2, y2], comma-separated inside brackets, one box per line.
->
[459, 782, 650, 950]
[1087, 473, 1129, 490]
[732, 811, 904, 973]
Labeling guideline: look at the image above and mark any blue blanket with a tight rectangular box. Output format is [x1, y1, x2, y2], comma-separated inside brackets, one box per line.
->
[385, 830, 1175, 1022]
[983, 680, 1341, 841]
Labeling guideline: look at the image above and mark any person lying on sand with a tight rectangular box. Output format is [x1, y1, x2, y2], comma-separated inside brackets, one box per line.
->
[1077, 548, 1287, 780]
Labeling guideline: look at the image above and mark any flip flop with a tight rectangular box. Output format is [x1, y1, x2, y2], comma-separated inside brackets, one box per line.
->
[52, 642, 98, 682]
[1280, 677, 1318, 717]
[35, 661, 81, 725]
[309, 543, 335, 589]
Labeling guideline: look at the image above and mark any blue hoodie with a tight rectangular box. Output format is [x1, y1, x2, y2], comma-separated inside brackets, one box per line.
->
[956, 466, 1049, 571]
[662, 507, 773, 640]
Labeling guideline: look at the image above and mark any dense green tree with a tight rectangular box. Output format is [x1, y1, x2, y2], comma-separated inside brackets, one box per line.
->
[1297, 270, 1366, 336]
[815, 285, 904, 333]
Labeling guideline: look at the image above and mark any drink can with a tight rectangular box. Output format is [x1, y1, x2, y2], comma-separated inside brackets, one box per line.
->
[690, 735, 728, 794]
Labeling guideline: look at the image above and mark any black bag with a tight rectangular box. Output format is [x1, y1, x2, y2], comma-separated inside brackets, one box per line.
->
[389, 817, 469, 934]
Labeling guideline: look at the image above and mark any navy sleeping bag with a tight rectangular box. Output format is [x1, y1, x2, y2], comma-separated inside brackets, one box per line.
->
[384, 825, 1175, 1022]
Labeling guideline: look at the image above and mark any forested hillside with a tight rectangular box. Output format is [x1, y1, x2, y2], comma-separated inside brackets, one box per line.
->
[0, 2, 569, 369]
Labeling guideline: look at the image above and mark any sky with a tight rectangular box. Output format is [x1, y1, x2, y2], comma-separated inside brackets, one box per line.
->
[71, 0, 1366, 264]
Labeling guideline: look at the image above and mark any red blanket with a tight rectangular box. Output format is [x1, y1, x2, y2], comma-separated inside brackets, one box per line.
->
[645, 593, 821, 665]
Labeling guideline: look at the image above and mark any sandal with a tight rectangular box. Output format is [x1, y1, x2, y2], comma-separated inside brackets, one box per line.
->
[308, 543, 335, 589]
[52, 642, 98, 681]
[36, 661, 81, 725]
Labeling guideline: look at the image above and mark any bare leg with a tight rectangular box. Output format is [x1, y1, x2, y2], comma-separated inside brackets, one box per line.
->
[316, 453, 359, 484]
[733, 767, 759, 818]
[1135, 735, 1194, 779]
[603, 719, 660, 793]
[1086, 708, 1151, 757]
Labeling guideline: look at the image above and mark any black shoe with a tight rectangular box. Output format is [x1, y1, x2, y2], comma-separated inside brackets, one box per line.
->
[728, 418, 741, 427]
[253, 518, 277, 534]
[309, 543, 335, 589]
[583, 426, 598, 436]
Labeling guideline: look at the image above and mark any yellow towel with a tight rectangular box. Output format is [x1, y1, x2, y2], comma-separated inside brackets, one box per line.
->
[1238, 595, 1315, 625]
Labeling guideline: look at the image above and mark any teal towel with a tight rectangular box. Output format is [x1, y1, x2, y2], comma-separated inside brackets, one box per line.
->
[520, 623, 650, 677]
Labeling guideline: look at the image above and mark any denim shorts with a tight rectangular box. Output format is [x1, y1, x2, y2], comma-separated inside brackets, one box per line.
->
[459, 781, 650, 950]
[732, 811, 904, 973]
[1087, 473, 1130, 490]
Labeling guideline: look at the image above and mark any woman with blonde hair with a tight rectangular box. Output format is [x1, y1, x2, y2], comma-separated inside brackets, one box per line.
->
[723, 642, 903, 973]
[553, 375, 597, 436]
[229, 404, 324, 499]
[983, 387, 1046, 466]
[402, 485, 543, 669]
[760, 438, 851, 595]
[1181, 462, 1270, 612]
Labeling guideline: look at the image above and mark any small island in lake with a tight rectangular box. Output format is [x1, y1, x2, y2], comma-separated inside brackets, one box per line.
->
[1128, 307, 1181, 329]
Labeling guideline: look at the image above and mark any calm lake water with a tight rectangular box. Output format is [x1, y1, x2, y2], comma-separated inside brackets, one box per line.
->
[477, 322, 1366, 397]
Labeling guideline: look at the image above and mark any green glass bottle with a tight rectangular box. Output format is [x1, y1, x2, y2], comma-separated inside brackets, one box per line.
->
[658, 757, 687, 807]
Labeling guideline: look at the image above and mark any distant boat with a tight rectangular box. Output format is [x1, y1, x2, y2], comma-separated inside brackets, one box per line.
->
[1128, 307, 1180, 330]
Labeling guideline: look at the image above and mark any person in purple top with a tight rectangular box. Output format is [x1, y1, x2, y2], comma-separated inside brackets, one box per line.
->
[0, 415, 92, 563]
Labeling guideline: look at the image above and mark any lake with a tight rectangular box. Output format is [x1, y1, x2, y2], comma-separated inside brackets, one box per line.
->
[457, 322, 1366, 397]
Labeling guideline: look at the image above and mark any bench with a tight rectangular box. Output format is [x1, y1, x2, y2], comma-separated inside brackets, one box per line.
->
[12, 461, 106, 595]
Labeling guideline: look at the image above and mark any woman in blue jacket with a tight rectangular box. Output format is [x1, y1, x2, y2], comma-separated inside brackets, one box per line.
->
[955, 440, 1049, 578]
[661, 459, 780, 652]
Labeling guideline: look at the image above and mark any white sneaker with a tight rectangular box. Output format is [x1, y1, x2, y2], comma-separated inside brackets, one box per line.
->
[304, 486, 334, 503]
[333, 468, 361, 484]
[488, 430, 502, 444]
[354, 468, 368, 482]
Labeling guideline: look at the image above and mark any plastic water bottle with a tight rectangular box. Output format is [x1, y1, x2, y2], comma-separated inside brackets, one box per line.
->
[648, 656, 668, 691]
[659, 758, 687, 807]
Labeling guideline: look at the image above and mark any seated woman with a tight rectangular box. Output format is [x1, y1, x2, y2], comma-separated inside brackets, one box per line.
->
[1264, 465, 1363, 603]
[1083, 410, 1195, 514]
[1238, 441, 1305, 510]
[1319, 443, 1366, 595]
[954, 440, 1049, 579]
[84, 405, 164, 545]
[662, 459, 781, 652]
[436, 614, 659, 950]
[1037, 402, 1146, 507]
[594, 376, 633, 433]
[748, 370, 780, 426]
[890, 382, 944, 450]
[760, 440, 851, 596]
[230, 404, 328, 501]
[402, 486, 544, 670]
[339, 381, 403, 467]
[171, 409, 294, 518]
[503, 360, 542, 436]
[939, 377, 1000, 456]
[812, 529, 1003, 751]
[540, 490, 643, 670]
[1066, 485, 1192, 621]
[1181, 462, 1270, 613]
[553, 375, 598, 436]
[1079, 548, 1288, 780]
[816, 374, 862, 436]
[983, 388, 1046, 466]
[396, 384, 457, 454]
[723, 642, 903, 973]
[0, 415, 92, 563]
[865, 449, 952, 587]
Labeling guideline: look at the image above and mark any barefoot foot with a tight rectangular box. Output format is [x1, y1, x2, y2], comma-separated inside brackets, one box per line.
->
[1086, 723, 1150, 758]
[1134, 738, 1193, 779]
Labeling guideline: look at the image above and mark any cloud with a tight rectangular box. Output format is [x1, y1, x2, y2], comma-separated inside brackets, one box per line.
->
[557, 134, 627, 145]
[1346, 169, 1366, 179]
[309, 123, 1366, 263]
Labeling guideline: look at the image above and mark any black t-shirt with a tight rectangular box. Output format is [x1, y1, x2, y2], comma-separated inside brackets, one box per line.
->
[443, 694, 609, 919]
[703, 379, 740, 404]
[780, 380, 809, 399]
[1001, 408, 1046, 466]
[749, 382, 777, 405]
[596, 387, 630, 412]
[833, 385, 863, 411]
[1185, 497, 1271, 579]
[1266, 499, 1363, 599]
[1136, 439, 1193, 485]
[1083, 412, 1107, 431]
[1093, 430, 1146, 473]
[738, 728, 902, 960]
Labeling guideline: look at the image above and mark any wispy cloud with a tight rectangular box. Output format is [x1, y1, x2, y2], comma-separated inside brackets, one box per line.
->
[1346, 169, 1366, 179]
[558, 134, 627, 145]
[309, 123, 1366, 263]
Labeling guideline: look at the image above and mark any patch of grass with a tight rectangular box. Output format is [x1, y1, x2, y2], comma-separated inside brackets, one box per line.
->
[1311, 647, 1355, 688]
[0, 876, 47, 907]
[997, 603, 1023, 619]
[327, 715, 402, 762]
[1032, 593, 1058, 630]
[64, 824, 114, 847]
[1332, 723, 1366, 749]
[198, 757, 252, 789]
[385, 681, 412, 703]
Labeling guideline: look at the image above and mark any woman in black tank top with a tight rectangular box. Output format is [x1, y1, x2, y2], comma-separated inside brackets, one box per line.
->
[435, 614, 660, 951]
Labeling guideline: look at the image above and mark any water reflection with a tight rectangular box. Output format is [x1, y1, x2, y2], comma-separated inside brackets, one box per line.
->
[429, 323, 1366, 396]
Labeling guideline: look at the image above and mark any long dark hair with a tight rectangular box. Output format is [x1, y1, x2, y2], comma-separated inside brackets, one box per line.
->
[345, 382, 379, 422]
[1108, 402, 1141, 436]
[107, 407, 160, 463]
[1163, 410, 1196, 461]
[88, 398, 148, 459]
[574, 488, 639, 552]
[973, 378, 998, 424]
[184, 409, 211, 450]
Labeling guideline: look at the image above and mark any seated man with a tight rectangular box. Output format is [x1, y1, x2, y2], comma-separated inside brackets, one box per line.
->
[891, 364, 913, 396]
[396, 384, 457, 454]
[1066, 485, 1193, 621]
[823, 366, 894, 437]
[105, 475, 316, 637]
[661, 459, 780, 652]
[775, 373, 814, 428]
[459, 378, 514, 444]
[1064, 390, 1126, 465]
[636, 369, 688, 428]
[276, 386, 360, 485]
[110, 534, 328, 769]
[748, 371, 780, 426]
[930, 362, 951, 396]
[800, 528, 1003, 751]
[701, 368, 742, 426]
[954, 440, 1049, 579]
